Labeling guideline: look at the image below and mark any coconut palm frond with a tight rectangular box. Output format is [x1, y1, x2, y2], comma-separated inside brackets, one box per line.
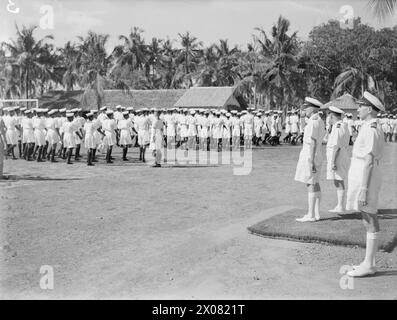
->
[368, 0, 396, 20]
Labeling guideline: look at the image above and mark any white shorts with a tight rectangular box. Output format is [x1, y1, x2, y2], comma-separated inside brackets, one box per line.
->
[326, 147, 349, 181]
[84, 135, 96, 149]
[34, 129, 46, 146]
[138, 130, 150, 146]
[63, 133, 76, 149]
[119, 129, 132, 146]
[6, 129, 18, 145]
[294, 144, 323, 184]
[46, 129, 60, 145]
[346, 158, 382, 214]
[22, 129, 35, 144]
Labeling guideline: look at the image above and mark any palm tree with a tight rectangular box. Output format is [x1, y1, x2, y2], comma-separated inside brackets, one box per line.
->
[237, 16, 303, 109]
[176, 32, 203, 87]
[77, 31, 110, 109]
[333, 67, 376, 98]
[60, 41, 79, 91]
[113, 27, 147, 73]
[369, 0, 396, 20]
[1, 24, 56, 99]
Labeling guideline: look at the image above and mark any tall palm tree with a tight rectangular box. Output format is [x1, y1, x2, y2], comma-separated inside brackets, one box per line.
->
[369, 0, 396, 20]
[176, 32, 203, 87]
[77, 31, 110, 109]
[60, 41, 79, 91]
[333, 67, 376, 98]
[1, 24, 56, 99]
[113, 27, 147, 73]
[237, 16, 303, 109]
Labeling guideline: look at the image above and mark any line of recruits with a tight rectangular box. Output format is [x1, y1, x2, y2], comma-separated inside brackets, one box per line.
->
[1, 103, 396, 166]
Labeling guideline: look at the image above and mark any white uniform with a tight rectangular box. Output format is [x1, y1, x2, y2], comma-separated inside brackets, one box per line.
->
[166, 114, 177, 137]
[254, 116, 262, 137]
[93, 119, 103, 146]
[118, 118, 133, 146]
[232, 117, 241, 137]
[73, 116, 85, 145]
[149, 119, 164, 151]
[290, 114, 299, 134]
[45, 118, 61, 145]
[294, 113, 326, 184]
[62, 121, 78, 148]
[4, 115, 18, 145]
[187, 115, 197, 137]
[346, 119, 384, 214]
[223, 117, 232, 139]
[200, 117, 210, 138]
[102, 118, 117, 147]
[285, 115, 291, 134]
[22, 117, 35, 143]
[179, 114, 188, 138]
[135, 115, 150, 146]
[33, 117, 46, 146]
[326, 121, 350, 181]
[242, 114, 254, 138]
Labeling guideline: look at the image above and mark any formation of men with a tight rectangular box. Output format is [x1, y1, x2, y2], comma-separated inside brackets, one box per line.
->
[294, 92, 388, 278]
[2, 103, 396, 167]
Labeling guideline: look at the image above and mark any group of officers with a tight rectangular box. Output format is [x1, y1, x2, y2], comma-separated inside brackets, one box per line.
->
[294, 91, 388, 278]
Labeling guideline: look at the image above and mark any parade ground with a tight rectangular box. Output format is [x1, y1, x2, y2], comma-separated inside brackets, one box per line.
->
[1, 144, 396, 299]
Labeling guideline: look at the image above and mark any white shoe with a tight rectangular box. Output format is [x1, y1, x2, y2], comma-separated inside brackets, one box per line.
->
[296, 215, 316, 222]
[347, 264, 377, 277]
[314, 213, 321, 221]
[328, 206, 345, 213]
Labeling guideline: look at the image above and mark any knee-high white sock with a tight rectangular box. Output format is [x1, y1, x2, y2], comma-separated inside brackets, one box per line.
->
[314, 192, 321, 219]
[364, 232, 378, 268]
[307, 192, 316, 218]
[337, 189, 345, 209]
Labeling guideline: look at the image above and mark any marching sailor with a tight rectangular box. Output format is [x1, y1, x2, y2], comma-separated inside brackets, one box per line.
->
[345, 91, 385, 277]
[326, 106, 350, 213]
[45, 109, 61, 162]
[294, 97, 326, 222]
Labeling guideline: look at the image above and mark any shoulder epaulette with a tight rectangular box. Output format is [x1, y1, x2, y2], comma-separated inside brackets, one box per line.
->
[370, 122, 377, 129]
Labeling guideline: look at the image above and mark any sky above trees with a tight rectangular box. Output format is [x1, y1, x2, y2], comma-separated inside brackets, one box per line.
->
[1, 0, 396, 52]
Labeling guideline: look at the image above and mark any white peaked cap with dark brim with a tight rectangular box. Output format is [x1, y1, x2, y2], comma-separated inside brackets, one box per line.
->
[328, 106, 344, 115]
[48, 109, 57, 115]
[66, 113, 74, 117]
[304, 97, 323, 108]
[100, 106, 107, 111]
[357, 91, 385, 112]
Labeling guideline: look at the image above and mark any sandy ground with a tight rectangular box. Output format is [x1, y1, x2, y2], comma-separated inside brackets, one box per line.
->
[0, 143, 396, 300]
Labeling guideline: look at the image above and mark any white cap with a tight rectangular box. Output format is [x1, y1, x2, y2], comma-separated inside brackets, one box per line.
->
[122, 111, 129, 115]
[304, 97, 323, 108]
[328, 106, 344, 114]
[127, 107, 134, 111]
[106, 110, 113, 115]
[48, 110, 57, 115]
[59, 108, 67, 113]
[357, 91, 385, 112]
[115, 105, 122, 110]
[100, 106, 107, 111]
[87, 113, 94, 117]
[66, 113, 74, 117]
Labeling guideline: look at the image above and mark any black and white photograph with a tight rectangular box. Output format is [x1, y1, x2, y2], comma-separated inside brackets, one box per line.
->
[0, 0, 396, 303]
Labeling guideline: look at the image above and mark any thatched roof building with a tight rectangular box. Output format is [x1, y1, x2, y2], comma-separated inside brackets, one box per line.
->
[174, 86, 244, 110]
[39, 89, 187, 110]
[322, 93, 359, 116]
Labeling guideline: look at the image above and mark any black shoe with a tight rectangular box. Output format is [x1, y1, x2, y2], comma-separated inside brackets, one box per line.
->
[87, 163, 95, 166]
[122, 158, 129, 161]
[152, 164, 161, 167]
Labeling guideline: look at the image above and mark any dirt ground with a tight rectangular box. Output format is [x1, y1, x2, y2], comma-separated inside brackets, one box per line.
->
[0, 143, 396, 300]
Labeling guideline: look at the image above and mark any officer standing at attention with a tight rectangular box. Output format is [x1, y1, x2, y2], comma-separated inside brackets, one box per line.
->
[345, 91, 385, 277]
[294, 97, 326, 222]
[326, 106, 350, 213]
